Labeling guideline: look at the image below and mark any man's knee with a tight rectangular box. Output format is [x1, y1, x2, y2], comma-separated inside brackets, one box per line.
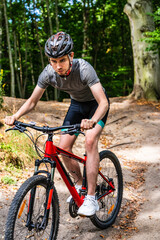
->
[85, 127, 102, 151]
[59, 142, 72, 152]
[59, 135, 76, 151]
[85, 134, 98, 151]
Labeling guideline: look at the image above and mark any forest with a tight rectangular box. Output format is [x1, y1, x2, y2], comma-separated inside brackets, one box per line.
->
[0, 1, 160, 238]
[0, 0, 160, 102]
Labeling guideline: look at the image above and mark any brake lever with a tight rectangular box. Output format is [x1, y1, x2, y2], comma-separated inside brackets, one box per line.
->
[62, 128, 85, 136]
[61, 129, 75, 135]
[5, 126, 27, 133]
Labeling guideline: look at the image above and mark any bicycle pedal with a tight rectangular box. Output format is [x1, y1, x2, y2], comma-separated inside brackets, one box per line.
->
[79, 214, 86, 218]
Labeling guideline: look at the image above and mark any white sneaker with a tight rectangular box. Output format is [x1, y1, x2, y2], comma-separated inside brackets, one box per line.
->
[77, 195, 99, 216]
[66, 185, 81, 203]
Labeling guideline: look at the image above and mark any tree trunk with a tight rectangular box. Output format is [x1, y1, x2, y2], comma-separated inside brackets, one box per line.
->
[0, 1, 2, 71]
[33, 0, 49, 100]
[13, 31, 22, 98]
[82, 0, 90, 59]
[3, 0, 15, 97]
[46, 0, 53, 35]
[23, 5, 28, 99]
[33, 0, 45, 70]
[124, 0, 160, 101]
[46, 0, 58, 100]
[29, 51, 35, 86]
[90, 0, 98, 69]
[54, 0, 60, 100]
[55, 0, 59, 32]
[17, 35, 23, 98]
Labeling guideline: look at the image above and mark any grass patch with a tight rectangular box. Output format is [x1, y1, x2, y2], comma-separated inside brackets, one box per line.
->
[4, 163, 21, 173]
[0, 130, 38, 168]
[4, 163, 22, 178]
[1, 175, 17, 185]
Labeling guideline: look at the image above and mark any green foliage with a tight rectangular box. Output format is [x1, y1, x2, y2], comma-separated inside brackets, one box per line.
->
[2, 0, 159, 99]
[4, 163, 21, 173]
[1, 164, 23, 186]
[0, 69, 4, 108]
[102, 66, 133, 97]
[1, 0, 134, 99]
[143, 8, 160, 53]
[1, 175, 17, 185]
[0, 142, 12, 152]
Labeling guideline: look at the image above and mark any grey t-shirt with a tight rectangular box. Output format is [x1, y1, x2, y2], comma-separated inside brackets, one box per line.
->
[37, 58, 100, 102]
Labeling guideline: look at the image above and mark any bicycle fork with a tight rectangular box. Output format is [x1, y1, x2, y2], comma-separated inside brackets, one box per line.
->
[26, 157, 56, 231]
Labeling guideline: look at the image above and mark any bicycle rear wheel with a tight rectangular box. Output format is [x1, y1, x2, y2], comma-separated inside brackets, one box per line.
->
[90, 150, 123, 229]
[5, 175, 59, 240]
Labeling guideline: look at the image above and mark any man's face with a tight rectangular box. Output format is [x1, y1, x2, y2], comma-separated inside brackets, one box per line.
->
[50, 52, 74, 76]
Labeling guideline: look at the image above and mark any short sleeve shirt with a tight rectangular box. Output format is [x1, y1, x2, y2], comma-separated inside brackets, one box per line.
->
[37, 58, 100, 102]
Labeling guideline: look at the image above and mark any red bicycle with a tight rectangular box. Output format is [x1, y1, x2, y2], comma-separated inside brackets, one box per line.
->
[5, 120, 123, 240]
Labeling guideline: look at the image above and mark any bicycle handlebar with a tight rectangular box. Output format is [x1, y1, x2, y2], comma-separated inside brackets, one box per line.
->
[5, 120, 82, 135]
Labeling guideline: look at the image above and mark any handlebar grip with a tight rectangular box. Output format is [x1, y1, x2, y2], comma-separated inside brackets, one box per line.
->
[13, 120, 19, 125]
[74, 123, 81, 129]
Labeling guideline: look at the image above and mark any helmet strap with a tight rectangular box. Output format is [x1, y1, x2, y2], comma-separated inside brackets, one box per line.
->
[66, 54, 72, 75]
[62, 54, 72, 80]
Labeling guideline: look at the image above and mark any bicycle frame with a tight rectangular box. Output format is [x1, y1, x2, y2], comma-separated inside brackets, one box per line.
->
[16, 126, 116, 229]
[41, 133, 115, 208]
[44, 134, 85, 207]
[26, 134, 86, 230]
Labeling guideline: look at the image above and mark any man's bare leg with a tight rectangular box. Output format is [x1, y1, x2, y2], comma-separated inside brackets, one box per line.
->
[85, 124, 102, 195]
[77, 124, 102, 216]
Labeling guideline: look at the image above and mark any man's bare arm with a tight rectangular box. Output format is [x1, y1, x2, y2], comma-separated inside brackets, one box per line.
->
[5, 85, 45, 126]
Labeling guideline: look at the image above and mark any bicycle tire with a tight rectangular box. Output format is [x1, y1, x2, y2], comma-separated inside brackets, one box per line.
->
[90, 150, 123, 229]
[5, 175, 59, 240]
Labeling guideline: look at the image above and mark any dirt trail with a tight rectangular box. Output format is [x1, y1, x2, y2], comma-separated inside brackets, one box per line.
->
[0, 96, 160, 240]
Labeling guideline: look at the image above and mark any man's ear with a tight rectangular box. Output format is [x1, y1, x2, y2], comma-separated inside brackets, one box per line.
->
[70, 52, 74, 59]
[48, 58, 51, 65]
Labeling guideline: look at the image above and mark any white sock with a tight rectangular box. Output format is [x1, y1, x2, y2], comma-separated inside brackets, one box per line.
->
[86, 195, 95, 200]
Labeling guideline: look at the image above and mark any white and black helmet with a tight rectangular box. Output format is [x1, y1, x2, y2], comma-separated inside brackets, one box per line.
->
[45, 32, 73, 58]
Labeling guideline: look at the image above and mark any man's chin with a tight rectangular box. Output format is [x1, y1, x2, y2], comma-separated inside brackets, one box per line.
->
[57, 71, 65, 76]
[59, 74, 65, 78]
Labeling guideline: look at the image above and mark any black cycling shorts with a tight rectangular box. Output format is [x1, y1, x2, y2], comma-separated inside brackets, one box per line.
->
[63, 93, 110, 129]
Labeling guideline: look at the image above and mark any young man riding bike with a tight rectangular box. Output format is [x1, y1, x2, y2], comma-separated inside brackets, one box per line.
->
[5, 31, 110, 216]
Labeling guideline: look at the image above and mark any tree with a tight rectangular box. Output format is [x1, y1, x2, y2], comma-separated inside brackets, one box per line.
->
[11, 1, 28, 99]
[2, 0, 153, 100]
[0, 0, 3, 107]
[46, 0, 58, 100]
[0, 1, 2, 71]
[3, 0, 15, 97]
[82, 0, 90, 59]
[124, 0, 160, 101]
[55, 0, 59, 32]
[33, 0, 49, 100]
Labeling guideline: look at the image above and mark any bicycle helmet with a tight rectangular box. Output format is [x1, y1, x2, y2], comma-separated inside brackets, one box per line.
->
[45, 32, 73, 58]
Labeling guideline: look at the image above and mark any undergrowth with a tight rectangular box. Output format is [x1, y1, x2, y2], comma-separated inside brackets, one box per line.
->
[0, 130, 39, 185]
[1, 175, 17, 185]
[0, 130, 38, 168]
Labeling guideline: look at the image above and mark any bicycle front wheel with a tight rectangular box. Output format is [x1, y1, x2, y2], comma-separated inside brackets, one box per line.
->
[5, 175, 59, 240]
[90, 150, 123, 229]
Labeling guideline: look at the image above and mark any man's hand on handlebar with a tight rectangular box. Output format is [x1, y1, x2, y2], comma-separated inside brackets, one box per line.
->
[80, 119, 97, 131]
[5, 115, 17, 126]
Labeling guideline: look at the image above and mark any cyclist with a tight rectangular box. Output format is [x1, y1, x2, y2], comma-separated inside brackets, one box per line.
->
[5, 31, 110, 217]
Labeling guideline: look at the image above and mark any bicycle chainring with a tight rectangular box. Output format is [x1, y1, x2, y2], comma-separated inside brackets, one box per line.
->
[69, 198, 78, 218]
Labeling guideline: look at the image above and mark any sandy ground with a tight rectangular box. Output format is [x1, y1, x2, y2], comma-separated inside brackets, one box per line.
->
[0, 96, 160, 239]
